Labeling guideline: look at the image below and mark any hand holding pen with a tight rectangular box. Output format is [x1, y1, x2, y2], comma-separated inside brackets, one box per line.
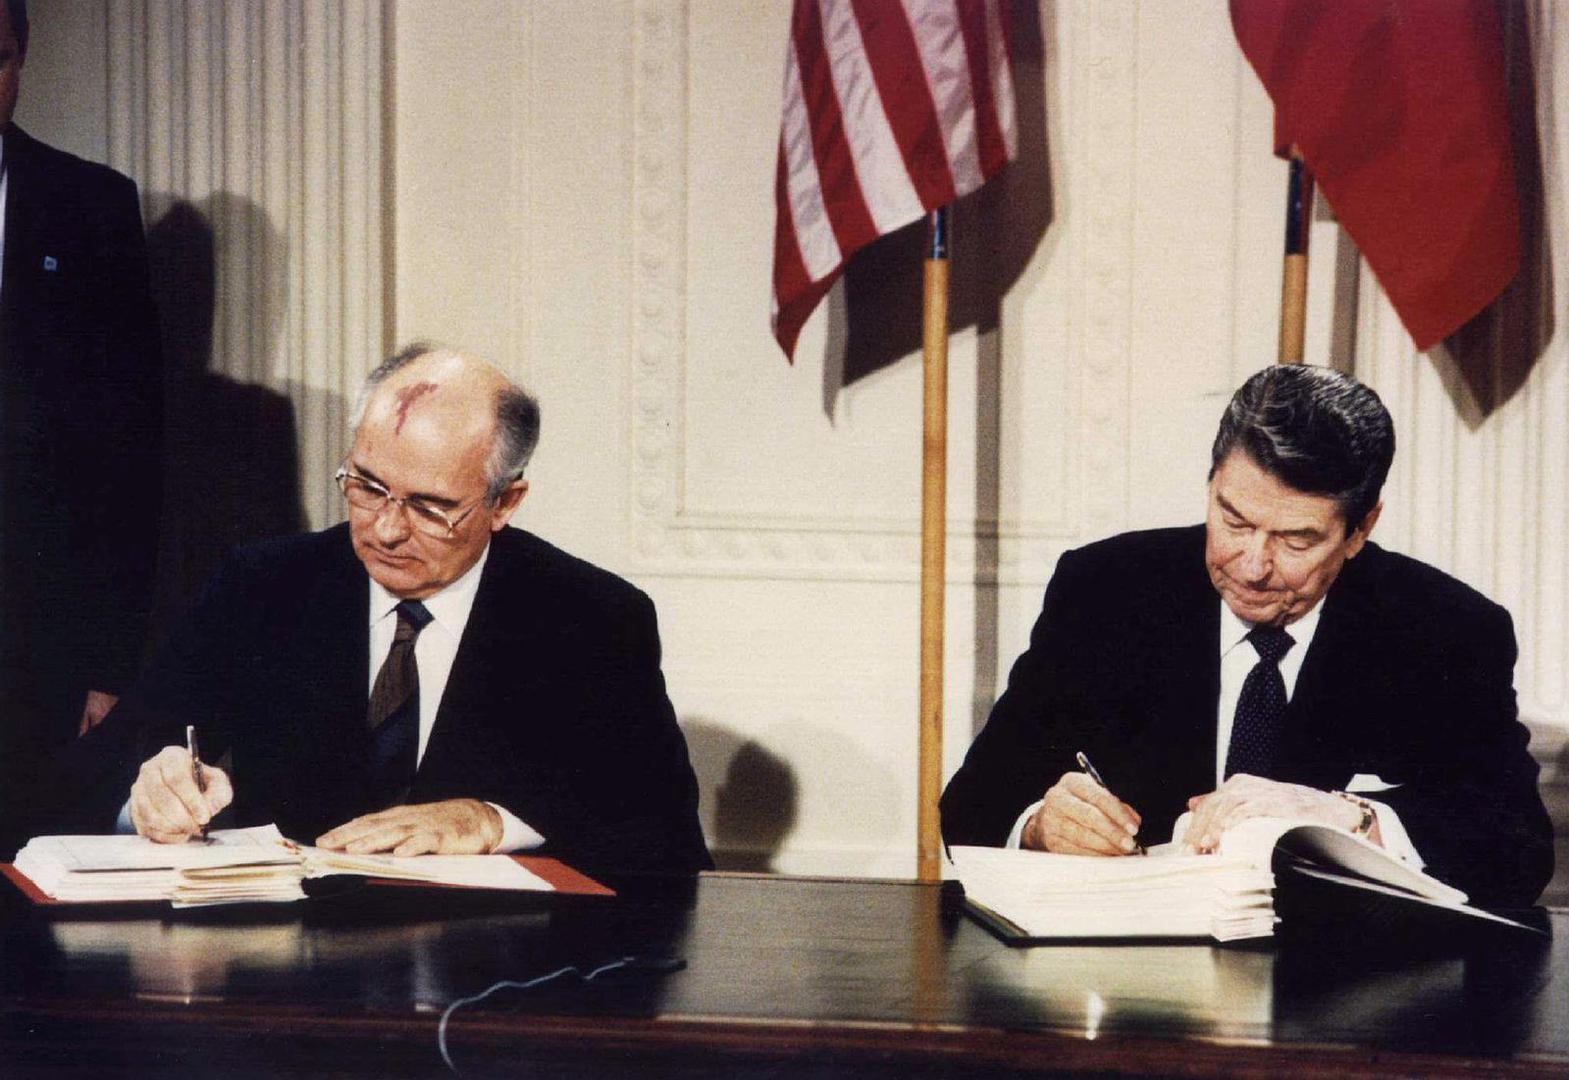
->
[1020, 750, 1145, 856]
[1075, 751, 1146, 855]
[126, 731, 234, 845]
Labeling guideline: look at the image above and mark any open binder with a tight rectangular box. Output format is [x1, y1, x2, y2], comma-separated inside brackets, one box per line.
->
[5, 824, 612, 907]
[951, 815, 1541, 944]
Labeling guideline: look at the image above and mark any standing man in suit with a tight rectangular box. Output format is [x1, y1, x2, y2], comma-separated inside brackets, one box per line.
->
[0, 0, 162, 850]
[77, 344, 710, 875]
[941, 366, 1552, 906]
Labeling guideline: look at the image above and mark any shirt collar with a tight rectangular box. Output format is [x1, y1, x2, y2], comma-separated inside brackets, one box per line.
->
[368, 541, 491, 631]
[1218, 594, 1324, 657]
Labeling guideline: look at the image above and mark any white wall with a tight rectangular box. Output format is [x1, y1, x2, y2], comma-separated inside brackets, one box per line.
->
[25, 1, 1569, 877]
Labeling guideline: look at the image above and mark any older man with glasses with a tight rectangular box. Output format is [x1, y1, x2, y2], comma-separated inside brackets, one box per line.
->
[67, 343, 711, 875]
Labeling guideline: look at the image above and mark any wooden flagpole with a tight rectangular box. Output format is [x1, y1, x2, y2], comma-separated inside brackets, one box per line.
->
[918, 207, 950, 883]
[1278, 149, 1315, 364]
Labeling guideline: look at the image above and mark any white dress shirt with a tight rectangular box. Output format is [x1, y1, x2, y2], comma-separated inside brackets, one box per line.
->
[1005, 597, 1424, 865]
[367, 543, 544, 853]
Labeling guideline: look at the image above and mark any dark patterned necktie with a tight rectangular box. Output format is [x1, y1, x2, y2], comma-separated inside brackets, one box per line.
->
[366, 599, 433, 807]
[1225, 624, 1295, 779]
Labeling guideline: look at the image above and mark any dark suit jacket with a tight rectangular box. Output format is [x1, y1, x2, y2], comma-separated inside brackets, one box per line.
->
[65, 524, 712, 876]
[940, 526, 1553, 906]
[0, 125, 162, 849]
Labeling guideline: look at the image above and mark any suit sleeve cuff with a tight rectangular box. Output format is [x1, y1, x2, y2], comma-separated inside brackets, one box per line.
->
[1005, 800, 1043, 849]
[487, 803, 546, 854]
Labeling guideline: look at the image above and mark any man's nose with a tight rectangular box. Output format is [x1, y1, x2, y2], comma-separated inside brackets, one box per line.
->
[1237, 533, 1273, 582]
[373, 500, 412, 543]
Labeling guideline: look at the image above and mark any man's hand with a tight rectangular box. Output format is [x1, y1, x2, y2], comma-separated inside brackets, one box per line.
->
[129, 746, 234, 843]
[77, 690, 119, 736]
[1021, 771, 1143, 855]
[315, 799, 503, 856]
[1182, 774, 1379, 853]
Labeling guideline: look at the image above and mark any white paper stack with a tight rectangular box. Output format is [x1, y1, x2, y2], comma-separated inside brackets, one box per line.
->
[951, 844, 1278, 942]
[15, 825, 306, 906]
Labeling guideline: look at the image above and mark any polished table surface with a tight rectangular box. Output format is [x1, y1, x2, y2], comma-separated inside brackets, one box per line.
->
[1, 871, 1563, 1078]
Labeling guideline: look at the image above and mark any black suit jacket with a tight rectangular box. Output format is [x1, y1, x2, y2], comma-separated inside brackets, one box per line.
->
[0, 125, 162, 848]
[66, 524, 712, 876]
[940, 526, 1553, 906]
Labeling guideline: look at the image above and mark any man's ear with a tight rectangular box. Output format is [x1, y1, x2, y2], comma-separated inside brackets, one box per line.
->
[1344, 501, 1382, 559]
[489, 478, 529, 532]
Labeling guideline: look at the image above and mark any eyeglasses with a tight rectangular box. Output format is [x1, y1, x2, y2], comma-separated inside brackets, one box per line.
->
[335, 467, 485, 539]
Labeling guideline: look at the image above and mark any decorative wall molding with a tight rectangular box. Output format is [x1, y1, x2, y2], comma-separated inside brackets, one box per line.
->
[105, 0, 386, 530]
[1070, 0, 1135, 541]
[627, 0, 1145, 586]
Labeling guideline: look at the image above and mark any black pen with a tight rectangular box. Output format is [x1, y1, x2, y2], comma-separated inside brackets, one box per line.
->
[186, 724, 211, 842]
[1075, 750, 1146, 855]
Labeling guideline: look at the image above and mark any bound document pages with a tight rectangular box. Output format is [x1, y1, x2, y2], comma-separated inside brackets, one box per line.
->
[12, 825, 552, 907]
[951, 815, 1534, 943]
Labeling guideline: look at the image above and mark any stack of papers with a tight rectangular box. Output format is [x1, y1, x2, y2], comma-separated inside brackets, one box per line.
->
[12, 825, 554, 907]
[952, 844, 1277, 941]
[15, 826, 307, 906]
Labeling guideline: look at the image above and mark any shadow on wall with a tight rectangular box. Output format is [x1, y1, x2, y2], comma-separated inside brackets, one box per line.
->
[681, 719, 799, 872]
[682, 717, 910, 874]
[144, 194, 304, 644]
[812, 3, 1057, 743]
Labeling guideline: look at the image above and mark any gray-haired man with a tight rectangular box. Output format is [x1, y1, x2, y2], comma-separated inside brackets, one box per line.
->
[80, 345, 710, 875]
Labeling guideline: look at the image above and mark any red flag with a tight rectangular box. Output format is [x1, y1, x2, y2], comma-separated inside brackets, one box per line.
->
[1231, 0, 1519, 351]
[772, 0, 1017, 359]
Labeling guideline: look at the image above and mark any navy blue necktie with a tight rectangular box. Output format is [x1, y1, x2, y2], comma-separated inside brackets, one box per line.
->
[1225, 625, 1295, 779]
[366, 599, 433, 808]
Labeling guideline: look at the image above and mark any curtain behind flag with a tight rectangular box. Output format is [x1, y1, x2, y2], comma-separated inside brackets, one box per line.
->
[1230, 0, 1519, 352]
[772, 0, 1018, 360]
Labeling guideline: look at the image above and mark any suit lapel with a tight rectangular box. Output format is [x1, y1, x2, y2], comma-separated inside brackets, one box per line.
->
[416, 533, 542, 791]
[1118, 527, 1223, 833]
[293, 534, 372, 769]
[1167, 529, 1224, 801]
[1278, 553, 1372, 787]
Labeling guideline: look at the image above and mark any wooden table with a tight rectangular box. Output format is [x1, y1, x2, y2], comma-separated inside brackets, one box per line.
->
[1, 872, 1563, 1078]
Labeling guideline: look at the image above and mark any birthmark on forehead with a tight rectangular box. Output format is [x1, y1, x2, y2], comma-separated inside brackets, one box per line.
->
[393, 381, 439, 434]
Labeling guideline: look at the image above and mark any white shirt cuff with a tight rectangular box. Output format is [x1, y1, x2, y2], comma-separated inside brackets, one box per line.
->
[116, 796, 136, 834]
[1005, 800, 1043, 849]
[487, 802, 546, 853]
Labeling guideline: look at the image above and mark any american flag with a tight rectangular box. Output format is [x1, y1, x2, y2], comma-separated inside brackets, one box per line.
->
[772, 0, 1018, 359]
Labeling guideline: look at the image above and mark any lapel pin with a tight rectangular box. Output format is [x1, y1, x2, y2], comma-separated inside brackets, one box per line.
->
[42, 256, 58, 271]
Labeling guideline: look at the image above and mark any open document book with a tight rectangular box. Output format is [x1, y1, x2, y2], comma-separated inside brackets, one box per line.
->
[950, 815, 1539, 943]
[11, 825, 558, 907]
